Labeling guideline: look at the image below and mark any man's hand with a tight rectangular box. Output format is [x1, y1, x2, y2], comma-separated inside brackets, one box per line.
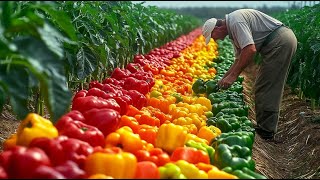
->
[218, 74, 238, 90]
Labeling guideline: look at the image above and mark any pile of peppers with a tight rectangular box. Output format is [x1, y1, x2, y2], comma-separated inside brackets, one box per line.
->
[0, 28, 267, 179]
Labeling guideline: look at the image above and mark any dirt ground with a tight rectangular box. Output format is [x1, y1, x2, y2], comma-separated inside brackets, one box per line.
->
[0, 64, 319, 179]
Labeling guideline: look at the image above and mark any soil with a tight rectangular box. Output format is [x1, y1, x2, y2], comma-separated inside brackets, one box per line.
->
[0, 63, 319, 179]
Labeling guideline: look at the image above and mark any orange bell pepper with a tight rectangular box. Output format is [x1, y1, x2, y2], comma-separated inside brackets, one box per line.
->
[105, 126, 143, 153]
[2, 133, 17, 150]
[16, 113, 58, 146]
[137, 124, 158, 146]
[118, 115, 140, 134]
[135, 114, 160, 127]
[84, 150, 137, 178]
[126, 105, 143, 117]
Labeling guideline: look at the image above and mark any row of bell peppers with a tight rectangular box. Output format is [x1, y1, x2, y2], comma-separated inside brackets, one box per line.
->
[0, 28, 265, 179]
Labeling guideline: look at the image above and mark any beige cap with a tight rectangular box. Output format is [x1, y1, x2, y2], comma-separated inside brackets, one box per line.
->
[202, 18, 217, 45]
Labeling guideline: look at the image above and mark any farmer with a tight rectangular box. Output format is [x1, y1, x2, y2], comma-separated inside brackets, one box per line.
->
[202, 9, 297, 140]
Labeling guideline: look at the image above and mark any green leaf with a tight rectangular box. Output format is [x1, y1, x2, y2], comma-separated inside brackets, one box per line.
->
[45, 68, 72, 122]
[76, 44, 98, 80]
[0, 65, 29, 120]
[13, 36, 71, 122]
[37, 3, 78, 41]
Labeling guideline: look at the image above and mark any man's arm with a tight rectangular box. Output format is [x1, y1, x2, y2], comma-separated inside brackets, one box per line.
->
[222, 58, 239, 79]
[218, 44, 256, 89]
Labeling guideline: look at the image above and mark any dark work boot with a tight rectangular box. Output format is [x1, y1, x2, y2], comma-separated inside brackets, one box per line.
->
[254, 126, 274, 140]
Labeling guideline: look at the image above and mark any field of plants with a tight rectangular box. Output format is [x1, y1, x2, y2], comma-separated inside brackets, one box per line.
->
[0, 1, 319, 179]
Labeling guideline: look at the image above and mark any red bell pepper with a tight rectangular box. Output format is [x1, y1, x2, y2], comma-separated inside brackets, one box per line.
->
[0, 146, 51, 179]
[72, 96, 121, 114]
[126, 63, 143, 73]
[122, 77, 150, 95]
[113, 95, 132, 115]
[30, 165, 65, 179]
[73, 89, 88, 99]
[29, 136, 94, 169]
[89, 80, 104, 89]
[102, 77, 123, 86]
[0, 166, 7, 179]
[124, 90, 147, 110]
[170, 147, 210, 165]
[134, 148, 171, 167]
[82, 108, 121, 136]
[129, 70, 155, 88]
[86, 87, 116, 99]
[54, 160, 86, 179]
[135, 161, 160, 179]
[110, 67, 131, 80]
[55, 112, 105, 147]
[101, 83, 124, 97]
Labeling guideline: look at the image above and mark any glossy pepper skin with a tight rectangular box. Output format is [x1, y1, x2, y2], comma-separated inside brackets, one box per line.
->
[204, 79, 219, 95]
[29, 135, 94, 169]
[222, 166, 267, 179]
[122, 77, 150, 95]
[55, 111, 105, 147]
[0, 146, 51, 179]
[83, 108, 121, 136]
[155, 123, 188, 154]
[16, 113, 58, 146]
[84, 150, 137, 179]
[192, 78, 206, 94]
[211, 131, 254, 150]
[185, 140, 215, 165]
[214, 144, 255, 171]
[207, 115, 241, 133]
[158, 162, 187, 179]
[197, 125, 221, 144]
[170, 147, 210, 165]
[135, 161, 160, 179]
[105, 126, 144, 153]
[175, 160, 208, 179]
[72, 96, 121, 114]
[134, 148, 171, 167]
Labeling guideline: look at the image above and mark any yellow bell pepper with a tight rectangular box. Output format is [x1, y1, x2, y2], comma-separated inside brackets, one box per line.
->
[207, 166, 238, 179]
[155, 123, 187, 154]
[16, 113, 58, 146]
[105, 126, 143, 153]
[85, 150, 137, 179]
[184, 133, 208, 145]
[195, 97, 212, 112]
[197, 125, 221, 144]
[175, 160, 208, 179]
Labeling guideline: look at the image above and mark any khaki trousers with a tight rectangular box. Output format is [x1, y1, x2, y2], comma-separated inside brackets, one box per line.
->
[255, 26, 297, 134]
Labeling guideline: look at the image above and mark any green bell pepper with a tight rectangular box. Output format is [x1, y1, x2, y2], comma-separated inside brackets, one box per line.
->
[211, 131, 254, 150]
[192, 79, 206, 94]
[204, 80, 219, 95]
[185, 140, 215, 164]
[214, 144, 255, 171]
[222, 166, 267, 179]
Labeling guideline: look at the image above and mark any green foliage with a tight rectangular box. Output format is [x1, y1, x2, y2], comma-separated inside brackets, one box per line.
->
[0, 1, 74, 122]
[0, 1, 202, 122]
[274, 4, 320, 107]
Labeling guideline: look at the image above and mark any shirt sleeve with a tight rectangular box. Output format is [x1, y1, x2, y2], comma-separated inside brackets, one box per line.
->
[232, 43, 240, 60]
[231, 22, 255, 50]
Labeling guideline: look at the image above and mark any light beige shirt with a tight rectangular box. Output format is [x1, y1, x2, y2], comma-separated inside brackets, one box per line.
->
[225, 9, 283, 59]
